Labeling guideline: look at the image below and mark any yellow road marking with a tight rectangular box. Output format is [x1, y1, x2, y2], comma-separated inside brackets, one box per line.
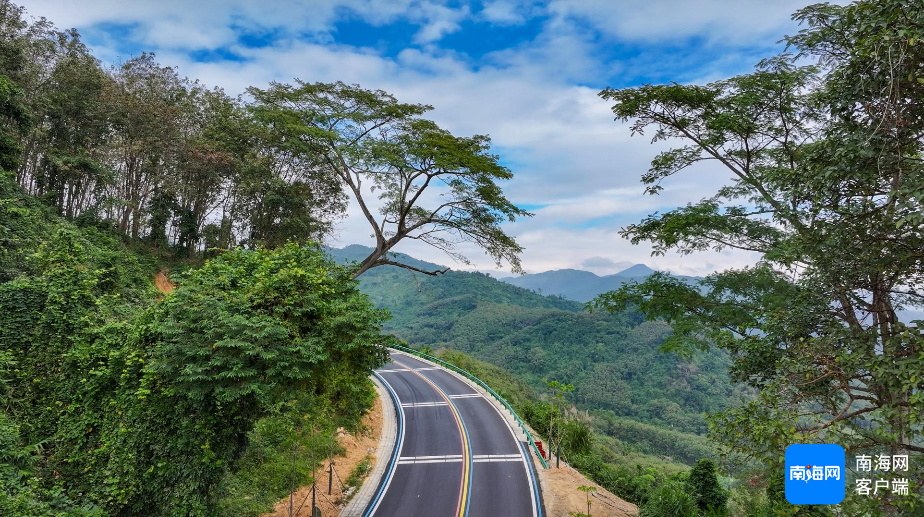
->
[393, 359, 471, 517]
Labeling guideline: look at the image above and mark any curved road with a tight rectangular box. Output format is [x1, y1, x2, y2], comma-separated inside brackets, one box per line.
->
[364, 351, 543, 517]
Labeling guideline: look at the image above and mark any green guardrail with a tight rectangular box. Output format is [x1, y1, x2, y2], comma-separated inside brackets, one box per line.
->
[389, 344, 549, 469]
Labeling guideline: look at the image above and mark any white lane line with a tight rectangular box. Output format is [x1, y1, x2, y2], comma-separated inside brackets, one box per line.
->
[397, 454, 523, 464]
[401, 402, 449, 407]
[377, 368, 410, 372]
[470, 382, 538, 517]
[448, 393, 481, 399]
[413, 367, 441, 371]
[367, 373, 406, 517]
[398, 455, 463, 464]
[403, 455, 464, 460]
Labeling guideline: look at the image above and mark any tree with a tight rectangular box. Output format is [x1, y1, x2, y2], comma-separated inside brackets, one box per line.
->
[545, 379, 574, 467]
[0, 74, 26, 171]
[249, 81, 531, 278]
[594, 0, 924, 512]
[686, 459, 727, 515]
[577, 485, 597, 517]
[106, 53, 187, 239]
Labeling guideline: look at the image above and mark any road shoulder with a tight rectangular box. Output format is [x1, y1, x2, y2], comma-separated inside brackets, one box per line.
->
[339, 376, 397, 517]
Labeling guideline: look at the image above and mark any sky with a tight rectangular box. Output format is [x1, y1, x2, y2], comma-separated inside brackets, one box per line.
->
[20, 0, 814, 276]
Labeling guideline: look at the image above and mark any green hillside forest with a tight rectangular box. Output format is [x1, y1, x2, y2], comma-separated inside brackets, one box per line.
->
[328, 245, 740, 436]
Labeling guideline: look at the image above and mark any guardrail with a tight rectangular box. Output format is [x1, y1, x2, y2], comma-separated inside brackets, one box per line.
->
[389, 344, 549, 469]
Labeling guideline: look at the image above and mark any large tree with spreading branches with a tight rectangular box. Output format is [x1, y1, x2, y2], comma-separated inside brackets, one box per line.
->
[249, 81, 530, 278]
[594, 1, 924, 513]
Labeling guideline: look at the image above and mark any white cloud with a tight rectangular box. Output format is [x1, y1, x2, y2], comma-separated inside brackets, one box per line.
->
[413, 4, 469, 44]
[480, 1, 529, 25]
[546, 0, 810, 46]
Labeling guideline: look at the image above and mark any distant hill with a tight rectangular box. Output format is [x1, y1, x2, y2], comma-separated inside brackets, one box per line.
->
[615, 264, 657, 277]
[325, 245, 738, 436]
[501, 263, 697, 302]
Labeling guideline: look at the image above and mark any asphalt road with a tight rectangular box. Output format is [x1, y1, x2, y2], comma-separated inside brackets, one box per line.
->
[364, 351, 543, 517]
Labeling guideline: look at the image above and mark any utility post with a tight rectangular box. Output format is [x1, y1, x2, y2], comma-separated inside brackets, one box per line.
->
[328, 457, 333, 495]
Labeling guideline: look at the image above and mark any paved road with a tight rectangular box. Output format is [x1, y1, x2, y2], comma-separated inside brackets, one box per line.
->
[363, 351, 543, 517]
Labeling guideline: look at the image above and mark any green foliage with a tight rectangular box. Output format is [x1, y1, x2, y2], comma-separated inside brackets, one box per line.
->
[51, 244, 388, 515]
[144, 243, 389, 409]
[0, 192, 390, 516]
[639, 479, 698, 517]
[590, 412, 719, 467]
[250, 81, 530, 278]
[345, 455, 373, 489]
[596, 0, 924, 512]
[216, 415, 340, 517]
[0, 74, 27, 171]
[686, 459, 728, 515]
[0, 170, 54, 280]
[0, 412, 102, 516]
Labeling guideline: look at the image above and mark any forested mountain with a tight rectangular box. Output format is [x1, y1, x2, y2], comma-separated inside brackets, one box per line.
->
[327, 245, 740, 435]
[501, 264, 697, 302]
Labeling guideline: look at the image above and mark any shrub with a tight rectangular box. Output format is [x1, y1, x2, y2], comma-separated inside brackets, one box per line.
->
[640, 480, 697, 517]
[686, 459, 728, 515]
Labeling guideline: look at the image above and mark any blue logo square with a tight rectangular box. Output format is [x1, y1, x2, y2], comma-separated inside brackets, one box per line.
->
[785, 444, 845, 505]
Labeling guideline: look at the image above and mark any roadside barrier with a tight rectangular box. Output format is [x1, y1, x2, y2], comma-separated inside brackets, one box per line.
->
[389, 344, 549, 469]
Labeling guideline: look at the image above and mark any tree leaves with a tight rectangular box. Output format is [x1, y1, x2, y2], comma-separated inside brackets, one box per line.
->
[597, 0, 924, 511]
[250, 81, 531, 277]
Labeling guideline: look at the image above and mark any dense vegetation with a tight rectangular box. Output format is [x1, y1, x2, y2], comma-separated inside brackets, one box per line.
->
[0, 168, 391, 515]
[595, 1, 924, 513]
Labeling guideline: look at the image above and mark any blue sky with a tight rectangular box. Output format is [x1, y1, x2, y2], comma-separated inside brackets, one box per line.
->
[21, 0, 813, 275]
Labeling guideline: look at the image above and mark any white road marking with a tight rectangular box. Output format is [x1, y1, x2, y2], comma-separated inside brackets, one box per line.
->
[367, 374, 406, 517]
[401, 402, 449, 407]
[398, 455, 462, 464]
[398, 454, 523, 464]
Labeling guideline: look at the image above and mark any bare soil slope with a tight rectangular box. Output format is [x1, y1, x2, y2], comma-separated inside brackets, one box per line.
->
[263, 395, 383, 517]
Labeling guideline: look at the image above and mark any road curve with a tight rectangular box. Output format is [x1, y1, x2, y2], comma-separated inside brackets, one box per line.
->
[364, 351, 543, 517]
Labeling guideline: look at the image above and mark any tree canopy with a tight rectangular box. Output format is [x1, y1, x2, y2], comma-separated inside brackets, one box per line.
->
[0, 2, 528, 271]
[594, 0, 924, 512]
[250, 81, 531, 278]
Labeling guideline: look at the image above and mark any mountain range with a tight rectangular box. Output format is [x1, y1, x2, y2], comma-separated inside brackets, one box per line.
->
[500, 264, 700, 303]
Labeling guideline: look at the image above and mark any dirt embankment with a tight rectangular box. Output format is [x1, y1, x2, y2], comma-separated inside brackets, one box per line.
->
[539, 458, 638, 517]
[263, 395, 384, 517]
[154, 270, 175, 295]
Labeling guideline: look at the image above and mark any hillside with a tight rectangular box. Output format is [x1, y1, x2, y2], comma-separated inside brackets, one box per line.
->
[501, 264, 698, 302]
[0, 173, 389, 516]
[327, 245, 740, 436]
